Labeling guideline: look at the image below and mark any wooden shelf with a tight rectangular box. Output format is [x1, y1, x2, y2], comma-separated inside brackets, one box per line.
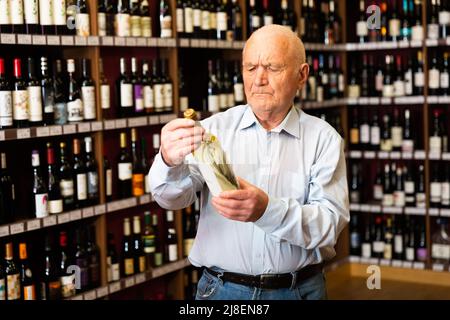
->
[346, 150, 427, 160]
[349, 203, 426, 216]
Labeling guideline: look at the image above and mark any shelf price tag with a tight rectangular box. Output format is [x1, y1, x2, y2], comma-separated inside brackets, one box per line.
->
[126, 37, 137, 46]
[91, 121, 103, 131]
[82, 207, 94, 218]
[32, 35, 46, 45]
[47, 35, 60, 45]
[349, 256, 360, 263]
[101, 36, 114, 46]
[442, 153, 450, 161]
[370, 205, 381, 213]
[57, 213, 71, 224]
[87, 36, 99, 46]
[360, 205, 371, 212]
[413, 262, 425, 270]
[43, 215, 57, 227]
[349, 203, 360, 211]
[179, 38, 190, 47]
[70, 294, 83, 300]
[36, 127, 50, 137]
[95, 204, 106, 215]
[440, 209, 450, 217]
[61, 36, 74, 46]
[114, 37, 126, 46]
[148, 38, 157, 46]
[27, 219, 41, 231]
[17, 34, 32, 44]
[0, 225, 9, 237]
[104, 120, 116, 130]
[75, 36, 87, 46]
[135, 273, 146, 284]
[125, 277, 136, 288]
[49, 125, 63, 136]
[10, 223, 25, 235]
[402, 261, 413, 269]
[128, 117, 147, 127]
[78, 122, 91, 133]
[140, 194, 151, 204]
[391, 260, 403, 268]
[17, 128, 31, 139]
[380, 259, 391, 266]
[63, 124, 77, 135]
[432, 263, 444, 272]
[69, 210, 82, 221]
[0, 130, 5, 141]
[429, 208, 439, 216]
[83, 290, 97, 300]
[96, 287, 109, 298]
[363, 151, 375, 159]
[149, 115, 159, 125]
[109, 282, 121, 293]
[1, 34, 16, 44]
[137, 37, 147, 46]
[115, 119, 127, 129]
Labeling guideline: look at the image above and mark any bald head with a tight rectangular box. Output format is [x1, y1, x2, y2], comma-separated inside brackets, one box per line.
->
[243, 25, 306, 68]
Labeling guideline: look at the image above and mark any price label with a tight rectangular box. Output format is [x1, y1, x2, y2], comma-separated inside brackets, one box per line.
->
[369, 258, 379, 265]
[349, 151, 362, 158]
[87, 36, 99, 46]
[402, 261, 412, 268]
[148, 38, 157, 46]
[115, 119, 127, 129]
[32, 35, 46, 45]
[0, 130, 5, 141]
[413, 262, 425, 270]
[360, 205, 371, 212]
[104, 120, 116, 130]
[107, 201, 120, 212]
[440, 209, 450, 217]
[168, 39, 177, 47]
[149, 115, 159, 125]
[84, 290, 97, 300]
[198, 39, 207, 48]
[49, 125, 63, 136]
[380, 97, 391, 105]
[91, 121, 103, 131]
[27, 219, 41, 231]
[402, 152, 413, 159]
[370, 205, 381, 213]
[135, 273, 146, 284]
[109, 282, 121, 293]
[378, 151, 389, 159]
[95, 204, 106, 215]
[360, 257, 371, 264]
[78, 122, 91, 133]
[428, 96, 439, 104]
[125, 197, 137, 208]
[126, 37, 137, 46]
[349, 256, 361, 263]
[358, 97, 369, 105]
[114, 37, 126, 46]
[101, 36, 114, 46]
[69, 210, 82, 221]
[363, 151, 376, 159]
[180, 38, 190, 47]
[429, 208, 440, 216]
[75, 36, 87, 46]
[140, 194, 151, 204]
[82, 207, 94, 218]
[17, 128, 31, 139]
[392, 260, 403, 268]
[57, 213, 71, 224]
[10, 223, 25, 235]
[0, 225, 9, 237]
[442, 153, 450, 161]
[47, 35, 60, 45]
[43, 215, 57, 227]
[398, 40, 409, 48]
[1, 34, 16, 44]
[349, 203, 360, 211]
[429, 152, 441, 160]
[432, 263, 444, 272]
[190, 39, 200, 47]
[390, 151, 401, 159]
[70, 294, 83, 300]
[157, 38, 168, 47]
[380, 259, 391, 266]
[137, 37, 147, 46]
[17, 34, 32, 44]
[128, 117, 147, 127]
[63, 124, 77, 135]
[36, 127, 50, 137]
[96, 286, 109, 298]
[61, 36, 74, 46]
[426, 39, 438, 46]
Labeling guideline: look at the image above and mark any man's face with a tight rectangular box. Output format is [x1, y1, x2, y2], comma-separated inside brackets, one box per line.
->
[242, 37, 302, 114]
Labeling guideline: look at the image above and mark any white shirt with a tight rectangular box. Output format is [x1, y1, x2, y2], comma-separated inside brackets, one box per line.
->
[149, 105, 350, 275]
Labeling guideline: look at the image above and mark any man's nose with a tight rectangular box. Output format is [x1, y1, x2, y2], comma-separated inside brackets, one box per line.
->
[254, 66, 268, 86]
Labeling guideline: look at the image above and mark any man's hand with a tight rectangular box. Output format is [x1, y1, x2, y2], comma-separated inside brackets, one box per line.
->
[160, 118, 205, 167]
[211, 177, 269, 222]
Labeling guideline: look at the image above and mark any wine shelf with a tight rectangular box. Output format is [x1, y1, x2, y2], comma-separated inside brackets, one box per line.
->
[67, 259, 191, 301]
[349, 203, 427, 216]
[346, 150, 427, 160]
[0, 194, 153, 239]
[348, 255, 427, 270]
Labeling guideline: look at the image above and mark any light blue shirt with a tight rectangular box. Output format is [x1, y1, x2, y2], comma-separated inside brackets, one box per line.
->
[149, 105, 350, 275]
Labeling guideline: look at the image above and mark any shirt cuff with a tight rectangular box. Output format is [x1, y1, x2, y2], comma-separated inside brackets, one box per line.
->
[151, 152, 190, 184]
[253, 196, 288, 234]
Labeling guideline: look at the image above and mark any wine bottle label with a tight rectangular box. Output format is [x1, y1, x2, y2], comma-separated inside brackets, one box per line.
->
[10, 0, 24, 24]
[183, 238, 194, 257]
[299, 17, 305, 36]
[348, 85, 360, 98]
[233, 83, 244, 103]
[24, 0, 39, 24]
[76, 13, 90, 36]
[154, 252, 163, 267]
[35, 193, 48, 218]
[176, 8, 184, 32]
[404, 70, 413, 95]
[76, 173, 87, 200]
[60, 274, 76, 298]
[179, 96, 188, 112]
[414, 72, 425, 87]
[143, 235, 155, 253]
[402, 139, 414, 153]
[370, 126, 380, 145]
[168, 244, 178, 262]
[54, 102, 68, 124]
[184, 7, 193, 33]
[350, 191, 360, 203]
[391, 126, 403, 147]
[432, 244, 450, 260]
[154, 84, 164, 111]
[118, 163, 132, 181]
[23, 285, 36, 300]
[217, 12, 227, 31]
[441, 72, 450, 89]
[53, 0, 66, 26]
[112, 263, 120, 281]
[411, 25, 424, 41]
[193, 8, 201, 27]
[431, 182, 442, 202]
[393, 80, 405, 97]
[139, 256, 146, 273]
[350, 128, 359, 145]
[120, 83, 133, 107]
[219, 93, 227, 109]
[394, 235, 403, 254]
[98, 12, 106, 36]
[360, 124, 370, 144]
[0, 91, 13, 127]
[439, 11, 450, 25]
[416, 193, 426, 207]
[373, 184, 383, 200]
[67, 98, 83, 122]
[373, 241, 385, 253]
[380, 138, 392, 152]
[389, 19, 400, 37]
[39, 0, 53, 25]
[263, 15, 273, 27]
[406, 247, 414, 261]
[101, 84, 110, 109]
[442, 182, 450, 205]
[88, 171, 98, 196]
[143, 85, 154, 109]
[208, 95, 220, 112]
[7, 273, 20, 300]
[430, 136, 442, 154]
[49, 198, 63, 214]
[125, 258, 134, 275]
[382, 194, 394, 207]
[356, 20, 368, 37]
[350, 232, 360, 249]
[201, 10, 209, 30]
[134, 84, 144, 112]
[227, 93, 234, 108]
[106, 257, 112, 282]
[235, 12, 242, 28]
[131, 15, 141, 36]
[0, 278, 5, 300]
[405, 181, 415, 194]
[43, 92, 55, 114]
[28, 86, 43, 122]
[141, 16, 151, 37]
[81, 86, 96, 120]
[394, 191, 405, 207]
[12, 90, 28, 121]
[429, 69, 440, 89]
[132, 173, 144, 196]
[428, 23, 439, 40]
[317, 85, 325, 102]
[106, 168, 112, 196]
[0, 0, 9, 24]
[160, 15, 172, 38]
[116, 13, 131, 36]
[76, 259, 89, 289]
[361, 243, 371, 258]
[375, 73, 383, 92]
[416, 248, 427, 262]
[60, 179, 74, 197]
[384, 243, 392, 260]
[145, 173, 150, 194]
[382, 84, 394, 98]
[251, 16, 261, 28]
[210, 12, 217, 30]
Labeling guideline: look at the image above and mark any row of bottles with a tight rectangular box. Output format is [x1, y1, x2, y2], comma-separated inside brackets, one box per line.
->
[0, 224, 100, 300]
[247, 0, 297, 35]
[300, 0, 342, 44]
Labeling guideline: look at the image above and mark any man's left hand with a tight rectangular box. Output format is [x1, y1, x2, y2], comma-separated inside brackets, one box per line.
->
[211, 177, 269, 222]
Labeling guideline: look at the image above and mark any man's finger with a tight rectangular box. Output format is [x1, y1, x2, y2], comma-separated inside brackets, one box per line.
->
[212, 201, 246, 218]
[236, 176, 252, 189]
[164, 118, 196, 131]
[170, 126, 205, 141]
[212, 196, 249, 211]
[219, 189, 250, 200]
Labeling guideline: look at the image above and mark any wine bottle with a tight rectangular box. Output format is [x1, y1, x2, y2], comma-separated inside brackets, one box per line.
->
[402, 109, 414, 152]
[67, 59, 83, 123]
[393, 216, 404, 260]
[122, 217, 135, 276]
[0, 153, 15, 224]
[161, 59, 173, 112]
[384, 217, 393, 260]
[131, 128, 144, 196]
[32, 150, 49, 218]
[416, 164, 426, 208]
[160, 0, 172, 38]
[12, 58, 29, 128]
[58, 231, 75, 298]
[430, 164, 442, 208]
[356, 0, 368, 43]
[40, 57, 55, 126]
[380, 114, 392, 152]
[350, 109, 360, 148]
[404, 165, 416, 207]
[53, 0, 67, 35]
[429, 51, 440, 96]
[104, 0, 116, 36]
[73, 138, 88, 208]
[430, 109, 443, 155]
[86, 226, 100, 289]
[176, 0, 185, 37]
[429, 0, 440, 40]
[74, 228, 89, 293]
[75, 0, 90, 36]
[117, 58, 133, 118]
[373, 164, 383, 202]
[350, 215, 361, 256]
[152, 212, 163, 267]
[382, 163, 393, 207]
[53, 59, 68, 125]
[350, 163, 361, 203]
[394, 166, 405, 207]
[107, 233, 120, 283]
[414, 51, 425, 95]
[199, 0, 209, 39]
[152, 59, 165, 113]
[372, 216, 385, 259]
[46, 143, 63, 215]
[0, 0, 12, 33]
[142, 61, 154, 114]
[416, 221, 428, 262]
[0, 58, 12, 129]
[370, 112, 381, 151]
[116, 0, 131, 37]
[208, 0, 218, 40]
[248, 0, 261, 35]
[130, 0, 142, 37]
[207, 60, 220, 112]
[217, 0, 228, 40]
[183, 205, 196, 257]
[359, 110, 370, 150]
[10, 0, 25, 33]
[405, 216, 415, 261]
[165, 210, 178, 262]
[179, 66, 188, 112]
[233, 60, 244, 105]
[230, 0, 242, 40]
[26, 57, 43, 126]
[118, 132, 132, 199]
[442, 165, 450, 209]
[24, 0, 39, 34]
[59, 142, 75, 211]
[81, 59, 96, 121]
[98, 0, 107, 36]
[19, 243, 35, 300]
[401, 0, 411, 41]
[41, 235, 61, 300]
[132, 216, 146, 273]
[99, 58, 111, 115]
[104, 155, 113, 202]
[84, 137, 99, 206]
[140, 0, 151, 37]
[143, 211, 156, 265]
[183, 0, 194, 38]
[131, 57, 144, 115]
[391, 108, 403, 152]
[5, 242, 21, 300]
[0, 255, 4, 300]
[141, 137, 151, 194]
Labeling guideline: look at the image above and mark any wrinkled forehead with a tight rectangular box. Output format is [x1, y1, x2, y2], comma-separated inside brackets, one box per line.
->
[243, 36, 291, 65]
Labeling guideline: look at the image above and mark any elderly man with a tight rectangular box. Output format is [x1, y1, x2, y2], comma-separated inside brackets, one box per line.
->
[149, 25, 349, 300]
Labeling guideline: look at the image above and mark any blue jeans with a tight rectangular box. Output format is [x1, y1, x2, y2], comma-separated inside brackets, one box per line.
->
[195, 267, 327, 300]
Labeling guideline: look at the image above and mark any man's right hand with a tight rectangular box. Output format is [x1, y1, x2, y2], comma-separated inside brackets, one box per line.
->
[160, 118, 205, 167]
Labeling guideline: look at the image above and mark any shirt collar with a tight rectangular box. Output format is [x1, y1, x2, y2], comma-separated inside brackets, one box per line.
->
[238, 105, 301, 139]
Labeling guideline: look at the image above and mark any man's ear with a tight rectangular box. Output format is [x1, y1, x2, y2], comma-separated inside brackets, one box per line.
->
[297, 63, 310, 88]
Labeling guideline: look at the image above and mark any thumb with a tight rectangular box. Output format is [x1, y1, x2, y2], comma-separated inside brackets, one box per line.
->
[237, 176, 252, 190]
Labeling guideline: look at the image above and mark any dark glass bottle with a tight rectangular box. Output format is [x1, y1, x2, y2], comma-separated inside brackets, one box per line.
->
[59, 142, 75, 211]
[84, 137, 99, 206]
[40, 57, 55, 126]
[47, 143, 63, 215]
[32, 150, 49, 218]
[118, 132, 132, 199]
[73, 138, 88, 208]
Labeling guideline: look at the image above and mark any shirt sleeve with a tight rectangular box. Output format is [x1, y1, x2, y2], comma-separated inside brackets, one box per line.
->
[149, 152, 205, 210]
[253, 133, 350, 250]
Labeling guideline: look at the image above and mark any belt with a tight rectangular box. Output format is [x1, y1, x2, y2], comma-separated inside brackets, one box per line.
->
[204, 263, 323, 290]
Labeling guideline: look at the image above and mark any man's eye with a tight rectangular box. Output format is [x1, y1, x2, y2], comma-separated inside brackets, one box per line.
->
[268, 67, 281, 72]
[247, 67, 256, 72]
